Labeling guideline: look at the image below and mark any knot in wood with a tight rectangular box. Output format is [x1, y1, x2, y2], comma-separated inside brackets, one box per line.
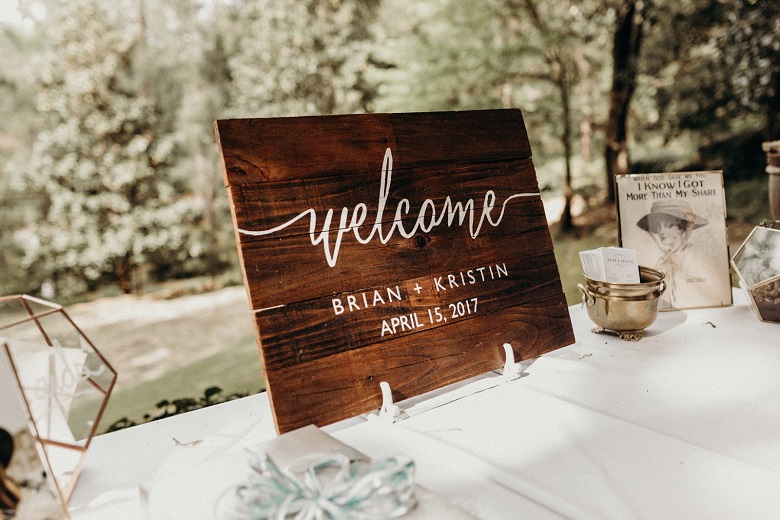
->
[410, 233, 431, 250]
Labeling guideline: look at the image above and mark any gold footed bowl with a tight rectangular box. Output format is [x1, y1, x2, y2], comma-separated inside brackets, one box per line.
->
[577, 266, 666, 341]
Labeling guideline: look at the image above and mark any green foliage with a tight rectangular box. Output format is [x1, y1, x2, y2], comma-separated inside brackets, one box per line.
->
[228, 0, 381, 116]
[0, 20, 46, 295]
[104, 386, 252, 433]
[638, 0, 779, 141]
[373, 0, 612, 171]
[24, 0, 204, 296]
[137, 1, 241, 281]
[0, 205, 38, 296]
[0, 0, 775, 301]
[717, 0, 780, 137]
[371, 0, 502, 112]
[725, 178, 770, 223]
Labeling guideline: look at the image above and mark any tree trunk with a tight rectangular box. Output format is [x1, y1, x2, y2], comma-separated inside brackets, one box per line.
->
[604, 0, 649, 203]
[518, 0, 576, 232]
[769, 67, 780, 141]
[558, 61, 575, 233]
[573, 47, 594, 172]
[115, 257, 135, 294]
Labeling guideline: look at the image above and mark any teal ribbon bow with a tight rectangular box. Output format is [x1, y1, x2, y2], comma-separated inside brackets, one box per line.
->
[217, 451, 417, 520]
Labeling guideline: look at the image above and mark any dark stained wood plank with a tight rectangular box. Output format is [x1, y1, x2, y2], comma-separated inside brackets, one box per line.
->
[216, 109, 533, 186]
[264, 293, 573, 433]
[257, 250, 562, 371]
[386, 110, 533, 169]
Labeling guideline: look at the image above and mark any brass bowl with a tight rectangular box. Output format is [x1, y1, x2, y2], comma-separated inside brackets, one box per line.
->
[577, 266, 666, 341]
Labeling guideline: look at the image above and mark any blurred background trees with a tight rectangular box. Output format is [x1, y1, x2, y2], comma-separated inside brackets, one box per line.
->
[24, 0, 204, 295]
[0, 0, 777, 299]
[227, 0, 381, 117]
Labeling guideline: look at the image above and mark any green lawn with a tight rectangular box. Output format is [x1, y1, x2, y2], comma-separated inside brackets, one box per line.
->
[94, 334, 265, 433]
[553, 233, 616, 306]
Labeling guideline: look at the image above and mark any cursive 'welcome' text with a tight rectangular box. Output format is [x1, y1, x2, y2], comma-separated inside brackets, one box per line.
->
[238, 148, 538, 267]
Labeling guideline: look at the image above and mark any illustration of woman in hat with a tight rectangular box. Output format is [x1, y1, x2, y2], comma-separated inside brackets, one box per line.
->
[637, 200, 708, 308]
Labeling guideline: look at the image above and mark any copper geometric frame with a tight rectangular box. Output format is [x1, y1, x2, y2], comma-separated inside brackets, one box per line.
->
[0, 294, 117, 515]
[730, 221, 780, 323]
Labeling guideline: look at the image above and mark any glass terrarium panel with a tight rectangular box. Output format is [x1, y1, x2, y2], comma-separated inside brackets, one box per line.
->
[79, 342, 116, 394]
[0, 316, 43, 344]
[0, 297, 31, 326]
[4, 338, 86, 443]
[748, 276, 780, 323]
[732, 226, 780, 286]
[36, 442, 84, 504]
[33, 309, 85, 350]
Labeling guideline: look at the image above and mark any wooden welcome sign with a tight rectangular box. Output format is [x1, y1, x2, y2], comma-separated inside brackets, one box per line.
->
[216, 109, 574, 433]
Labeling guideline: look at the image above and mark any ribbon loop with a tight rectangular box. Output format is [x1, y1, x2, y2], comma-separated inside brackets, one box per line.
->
[216, 450, 417, 520]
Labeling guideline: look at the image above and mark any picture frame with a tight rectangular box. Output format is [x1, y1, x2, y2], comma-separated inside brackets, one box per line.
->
[615, 171, 732, 311]
[731, 221, 780, 323]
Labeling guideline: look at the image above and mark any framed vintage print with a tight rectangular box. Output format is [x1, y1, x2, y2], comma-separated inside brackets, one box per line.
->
[615, 171, 732, 311]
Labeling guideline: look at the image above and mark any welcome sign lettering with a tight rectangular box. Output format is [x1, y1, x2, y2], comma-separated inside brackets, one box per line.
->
[216, 110, 574, 433]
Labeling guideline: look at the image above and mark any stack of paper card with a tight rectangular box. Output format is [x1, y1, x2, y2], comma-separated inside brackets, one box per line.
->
[579, 247, 640, 283]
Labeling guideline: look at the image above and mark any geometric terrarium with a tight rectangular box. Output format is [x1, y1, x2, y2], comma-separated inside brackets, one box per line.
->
[730, 221, 780, 323]
[0, 294, 117, 513]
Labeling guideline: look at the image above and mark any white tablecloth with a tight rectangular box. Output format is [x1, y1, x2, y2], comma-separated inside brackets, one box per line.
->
[69, 290, 780, 519]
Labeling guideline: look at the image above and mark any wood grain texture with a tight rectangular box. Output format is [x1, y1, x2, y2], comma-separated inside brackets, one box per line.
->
[217, 110, 532, 185]
[263, 293, 573, 434]
[216, 109, 574, 433]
